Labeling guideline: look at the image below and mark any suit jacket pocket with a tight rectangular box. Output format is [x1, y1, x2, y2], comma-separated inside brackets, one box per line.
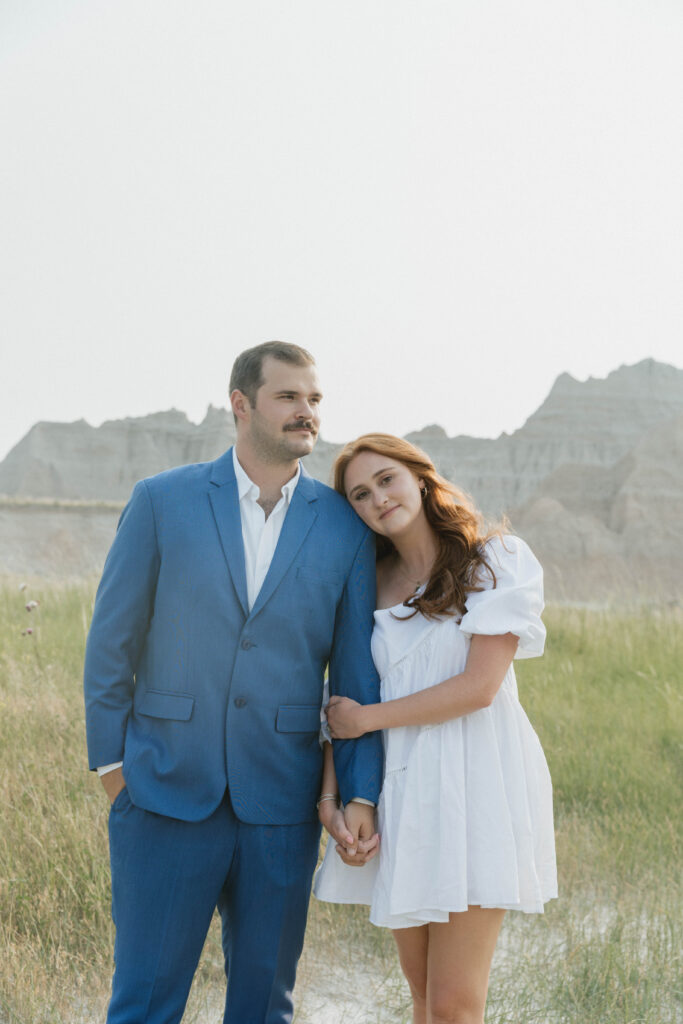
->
[276, 705, 321, 733]
[137, 689, 195, 721]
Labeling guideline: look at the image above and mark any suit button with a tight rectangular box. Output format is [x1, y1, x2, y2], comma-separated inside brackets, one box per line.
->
[234, 697, 247, 708]
[241, 639, 253, 650]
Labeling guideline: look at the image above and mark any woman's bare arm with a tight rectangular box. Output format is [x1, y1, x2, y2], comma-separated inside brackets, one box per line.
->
[326, 633, 518, 738]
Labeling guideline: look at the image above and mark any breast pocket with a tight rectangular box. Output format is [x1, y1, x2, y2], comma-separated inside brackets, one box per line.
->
[295, 566, 344, 588]
[294, 566, 344, 631]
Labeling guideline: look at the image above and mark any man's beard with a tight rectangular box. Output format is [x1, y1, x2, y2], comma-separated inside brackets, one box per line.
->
[251, 414, 318, 464]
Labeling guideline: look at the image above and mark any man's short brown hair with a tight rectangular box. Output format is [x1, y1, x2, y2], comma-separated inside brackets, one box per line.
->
[229, 341, 316, 406]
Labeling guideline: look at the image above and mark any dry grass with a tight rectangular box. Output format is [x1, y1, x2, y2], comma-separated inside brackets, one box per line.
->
[0, 584, 681, 1022]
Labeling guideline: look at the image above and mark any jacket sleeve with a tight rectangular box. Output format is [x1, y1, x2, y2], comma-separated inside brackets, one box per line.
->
[328, 527, 384, 805]
[83, 479, 160, 770]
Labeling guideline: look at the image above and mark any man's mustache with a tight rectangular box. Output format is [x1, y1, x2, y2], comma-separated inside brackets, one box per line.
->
[284, 420, 317, 434]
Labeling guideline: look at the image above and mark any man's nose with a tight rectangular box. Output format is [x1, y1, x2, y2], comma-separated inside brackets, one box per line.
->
[296, 399, 315, 420]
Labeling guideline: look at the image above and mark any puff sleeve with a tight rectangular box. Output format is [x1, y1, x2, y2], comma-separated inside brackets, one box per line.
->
[459, 535, 545, 659]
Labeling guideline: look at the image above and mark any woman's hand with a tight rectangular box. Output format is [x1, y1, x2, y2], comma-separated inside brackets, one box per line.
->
[318, 797, 380, 867]
[318, 798, 354, 848]
[325, 695, 367, 739]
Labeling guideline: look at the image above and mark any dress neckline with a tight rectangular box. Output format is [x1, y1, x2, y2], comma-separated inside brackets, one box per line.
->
[375, 584, 426, 615]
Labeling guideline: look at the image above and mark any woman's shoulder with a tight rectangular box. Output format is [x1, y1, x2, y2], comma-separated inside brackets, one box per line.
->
[462, 533, 545, 658]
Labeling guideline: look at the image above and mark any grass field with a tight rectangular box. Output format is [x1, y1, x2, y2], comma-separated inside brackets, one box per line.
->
[0, 581, 681, 1023]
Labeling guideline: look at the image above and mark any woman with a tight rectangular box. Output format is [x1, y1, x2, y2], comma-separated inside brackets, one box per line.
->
[314, 434, 557, 1024]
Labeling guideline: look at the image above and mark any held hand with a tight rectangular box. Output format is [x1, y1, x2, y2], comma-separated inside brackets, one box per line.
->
[318, 799, 354, 850]
[335, 801, 380, 867]
[325, 696, 366, 739]
[100, 766, 126, 805]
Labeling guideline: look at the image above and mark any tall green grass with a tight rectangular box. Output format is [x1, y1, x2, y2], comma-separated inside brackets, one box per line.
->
[488, 605, 683, 1024]
[0, 583, 681, 1023]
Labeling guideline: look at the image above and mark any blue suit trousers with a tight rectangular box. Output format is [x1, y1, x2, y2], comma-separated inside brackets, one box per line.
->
[106, 787, 321, 1024]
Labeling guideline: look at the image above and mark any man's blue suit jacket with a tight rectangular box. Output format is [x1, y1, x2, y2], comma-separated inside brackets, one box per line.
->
[84, 448, 383, 824]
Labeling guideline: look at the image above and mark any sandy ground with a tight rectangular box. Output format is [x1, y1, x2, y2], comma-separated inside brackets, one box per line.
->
[293, 959, 409, 1023]
[155, 953, 411, 1024]
[75, 976, 408, 1024]
[153, 968, 408, 1024]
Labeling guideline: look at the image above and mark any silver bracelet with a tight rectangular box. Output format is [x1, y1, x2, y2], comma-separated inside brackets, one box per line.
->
[316, 793, 339, 809]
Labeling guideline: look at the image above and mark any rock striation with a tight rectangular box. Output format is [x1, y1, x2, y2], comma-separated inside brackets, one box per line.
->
[406, 358, 683, 516]
[1, 358, 682, 602]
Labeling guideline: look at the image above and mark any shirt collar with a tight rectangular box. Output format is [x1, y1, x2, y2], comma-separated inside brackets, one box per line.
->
[232, 448, 301, 505]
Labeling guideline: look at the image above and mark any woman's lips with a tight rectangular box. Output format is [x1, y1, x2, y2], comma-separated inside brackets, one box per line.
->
[379, 505, 399, 520]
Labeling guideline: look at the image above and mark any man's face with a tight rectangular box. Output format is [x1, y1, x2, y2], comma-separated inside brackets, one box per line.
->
[242, 356, 323, 463]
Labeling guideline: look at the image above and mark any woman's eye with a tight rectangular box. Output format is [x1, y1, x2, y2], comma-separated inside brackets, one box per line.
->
[354, 490, 369, 501]
[380, 476, 392, 485]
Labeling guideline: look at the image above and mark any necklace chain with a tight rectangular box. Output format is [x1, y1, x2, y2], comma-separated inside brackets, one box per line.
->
[396, 558, 433, 591]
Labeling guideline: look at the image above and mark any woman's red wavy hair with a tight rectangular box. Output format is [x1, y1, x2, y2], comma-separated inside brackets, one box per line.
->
[333, 433, 502, 619]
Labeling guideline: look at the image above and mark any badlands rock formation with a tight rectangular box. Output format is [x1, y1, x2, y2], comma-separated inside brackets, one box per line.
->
[0, 407, 237, 501]
[1, 359, 682, 602]
[406, 358, 683, 515]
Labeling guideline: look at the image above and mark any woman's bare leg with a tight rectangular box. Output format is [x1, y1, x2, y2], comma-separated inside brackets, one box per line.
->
[392, 925, 429, 1024]
[426, 906, 505, 1024]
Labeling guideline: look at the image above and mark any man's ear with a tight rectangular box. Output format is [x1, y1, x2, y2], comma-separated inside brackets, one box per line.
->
[230, 389, 251, 424]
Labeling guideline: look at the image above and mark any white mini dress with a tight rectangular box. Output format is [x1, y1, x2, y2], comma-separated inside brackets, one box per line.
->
[314, 535, 558, 928]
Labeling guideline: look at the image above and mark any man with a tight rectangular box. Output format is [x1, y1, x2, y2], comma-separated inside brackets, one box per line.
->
[84, 341, 383, 1023]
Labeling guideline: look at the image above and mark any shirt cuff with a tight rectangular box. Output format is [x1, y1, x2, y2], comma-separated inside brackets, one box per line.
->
[348, 797, 375, 807]
[97, 762, 123, 776]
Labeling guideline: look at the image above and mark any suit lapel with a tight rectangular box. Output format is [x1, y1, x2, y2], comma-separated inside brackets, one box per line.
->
[208, 449, 249, 617]
[249, 472, 318, 619]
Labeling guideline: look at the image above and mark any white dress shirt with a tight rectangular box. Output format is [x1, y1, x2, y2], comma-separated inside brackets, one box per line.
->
[232, 449, 300, 610]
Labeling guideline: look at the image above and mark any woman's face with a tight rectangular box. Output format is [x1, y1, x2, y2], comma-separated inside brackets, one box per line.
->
[343, 450, 425, 539]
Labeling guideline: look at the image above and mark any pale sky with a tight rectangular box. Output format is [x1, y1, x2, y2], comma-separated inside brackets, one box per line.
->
[1, 0, 682, 461]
